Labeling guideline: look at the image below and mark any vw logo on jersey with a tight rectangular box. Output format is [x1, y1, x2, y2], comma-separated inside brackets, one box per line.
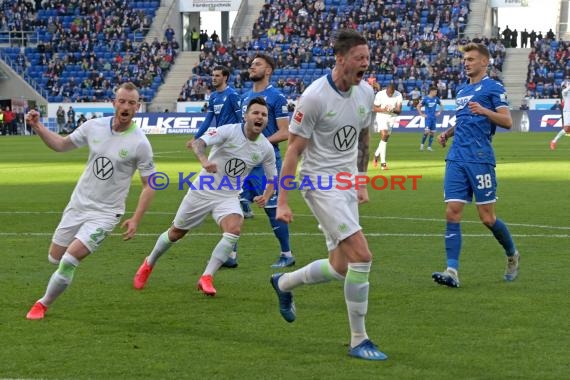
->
[333, 125, 357, 152]
[93, 156, 114, 180]
[225, 158, 247, 178]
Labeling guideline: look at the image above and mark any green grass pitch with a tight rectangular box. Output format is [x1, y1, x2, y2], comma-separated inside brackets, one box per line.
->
[0, 131, 568, 379]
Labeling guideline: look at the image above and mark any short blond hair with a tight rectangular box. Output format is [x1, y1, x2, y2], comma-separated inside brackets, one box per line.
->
[463, 42, 490, 59]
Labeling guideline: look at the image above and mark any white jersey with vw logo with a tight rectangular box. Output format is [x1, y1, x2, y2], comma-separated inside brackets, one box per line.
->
[289, 74, 375, 182]
[68, 116, 155, 214]
[198, 123, 277, 195]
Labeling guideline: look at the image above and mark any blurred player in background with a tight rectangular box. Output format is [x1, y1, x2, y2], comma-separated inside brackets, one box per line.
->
[372, 82, 402, 170]
[432, 43, 520, 288]
[417, 86, 442, 151]
[25, 82, 156, 320]
[550, 82, 570, 150]
[192, 65, 242, 139]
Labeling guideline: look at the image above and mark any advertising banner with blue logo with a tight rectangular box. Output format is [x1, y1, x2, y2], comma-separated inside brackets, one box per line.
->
[130, 111, 564, 135]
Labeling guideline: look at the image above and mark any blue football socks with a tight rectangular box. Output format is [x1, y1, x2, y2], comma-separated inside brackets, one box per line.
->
[445, 221, 462, 270]
[486, 218, 517, 256]
[264, 207, 291, 252]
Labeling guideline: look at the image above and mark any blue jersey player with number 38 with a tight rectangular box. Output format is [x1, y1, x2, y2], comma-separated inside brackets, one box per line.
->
[432, 42, 520, 288]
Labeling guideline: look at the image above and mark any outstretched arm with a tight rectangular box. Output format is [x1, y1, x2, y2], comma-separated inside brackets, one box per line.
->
[25, 110, 77, 152]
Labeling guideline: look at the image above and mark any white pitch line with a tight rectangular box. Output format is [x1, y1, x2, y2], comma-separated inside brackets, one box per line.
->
[0, 232, 568, 238]
[1, 211, 568, 231]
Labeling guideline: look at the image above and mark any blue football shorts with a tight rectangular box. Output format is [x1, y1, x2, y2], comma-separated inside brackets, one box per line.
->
[424, 117, 437, 132]
[443, 160, 497, 204]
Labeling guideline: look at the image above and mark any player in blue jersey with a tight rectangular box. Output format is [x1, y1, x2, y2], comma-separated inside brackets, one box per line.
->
[193, 65, 242, 139]
[231, 53, 294, 269]
[432, 43, 520, 288]
[417, 86, 441, 151]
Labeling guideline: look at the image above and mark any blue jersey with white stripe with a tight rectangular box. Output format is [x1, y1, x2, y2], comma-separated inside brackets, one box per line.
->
[447, 76, 509, 166]
[194, 86, 242, 139]
[241, 85, 289, 159]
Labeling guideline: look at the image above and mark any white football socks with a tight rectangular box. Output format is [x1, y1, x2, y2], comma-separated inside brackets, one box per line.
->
[278, 259, 344, 292]
[147, 231, 175, 266]
[553, 129, 566, 143]
[203, 233, 239, 276]
[39, 252, 79, 307]
[345, 262, 371, 348]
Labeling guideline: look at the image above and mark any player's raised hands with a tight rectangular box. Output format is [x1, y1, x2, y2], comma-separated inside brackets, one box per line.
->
[25, 110, 42, 130]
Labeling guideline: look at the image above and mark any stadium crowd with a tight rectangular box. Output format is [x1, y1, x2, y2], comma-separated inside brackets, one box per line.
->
[1, 0, 175, 103]
[526, 31, 569, 99]
[179, 0, 510, 104]
[1, 0, 566, 105]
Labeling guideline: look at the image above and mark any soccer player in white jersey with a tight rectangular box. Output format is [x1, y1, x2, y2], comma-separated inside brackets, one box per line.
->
[272, 29, 388, 361]
[25, 82, 156, 320]
[133, 97, 277, 296]
[550, 83, 570, 150]
[373, 82, 403, 170]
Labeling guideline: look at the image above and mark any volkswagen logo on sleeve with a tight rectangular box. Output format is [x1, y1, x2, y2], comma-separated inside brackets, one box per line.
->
[93, 156, 114, 180]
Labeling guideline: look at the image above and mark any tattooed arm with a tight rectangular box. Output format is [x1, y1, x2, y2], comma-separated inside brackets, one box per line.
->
[191, 138, 217, 173]
[356, 127, 370, 204]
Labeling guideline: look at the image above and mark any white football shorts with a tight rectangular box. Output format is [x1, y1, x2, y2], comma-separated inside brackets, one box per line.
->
[375, 113, 395, 133]
[52, 207, 121, 253]
[301, 187, 361, 251]
[173, 191, 242, 230]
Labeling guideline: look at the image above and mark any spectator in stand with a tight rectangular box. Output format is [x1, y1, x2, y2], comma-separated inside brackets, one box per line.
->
[501, 25, 512, 47]
[521, 29, 529, 48]
[510, 29, 518, 48]
[56, 105, 66, 134]
[67, 106, 76, 130]
[164, 25, 175, 43]
[3, 106, 16, 135]
[529, 30, 538, 48]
